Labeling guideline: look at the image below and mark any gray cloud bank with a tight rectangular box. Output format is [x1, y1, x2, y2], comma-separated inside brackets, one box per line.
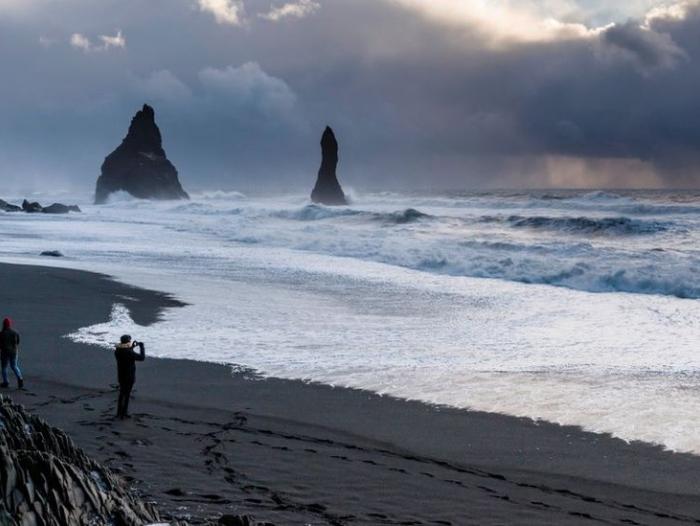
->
[1, 0, 699, 193]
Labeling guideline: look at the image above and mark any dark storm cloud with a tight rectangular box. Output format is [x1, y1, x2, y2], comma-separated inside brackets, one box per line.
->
[600, 20, 686, 72]
[0, 0, 699, 192]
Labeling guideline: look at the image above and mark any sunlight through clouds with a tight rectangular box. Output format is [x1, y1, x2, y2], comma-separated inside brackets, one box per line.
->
[197, 0, 244, 25]
[259, 0, 320, 22]
[69, 30, 125, 52]
[388, 0, 605, 43]
[4, 0, 700, 189]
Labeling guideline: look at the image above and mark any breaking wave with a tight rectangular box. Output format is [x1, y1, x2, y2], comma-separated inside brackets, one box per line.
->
[147, 191, 700, 299]
[272, 205, 432, 224]
[374, 208, 432, 224]
[49, 189, 698, 301]
[271, 204, 365, 221]
[390, 243, 700, 299]
[504, 215, 673, 235]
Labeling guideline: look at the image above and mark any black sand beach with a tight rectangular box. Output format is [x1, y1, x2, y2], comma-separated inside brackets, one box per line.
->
[2, 261, 700, 524]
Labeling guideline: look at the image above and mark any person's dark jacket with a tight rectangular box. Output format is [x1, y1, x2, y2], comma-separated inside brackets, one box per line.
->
[114, 342, 145, 385]
[0, 327, 20, 357]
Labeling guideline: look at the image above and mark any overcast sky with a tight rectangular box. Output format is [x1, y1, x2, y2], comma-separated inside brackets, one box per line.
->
[1, 0, 699, 193]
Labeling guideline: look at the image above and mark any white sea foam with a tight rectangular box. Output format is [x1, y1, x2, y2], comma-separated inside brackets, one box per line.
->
[1, 189, 700, 453]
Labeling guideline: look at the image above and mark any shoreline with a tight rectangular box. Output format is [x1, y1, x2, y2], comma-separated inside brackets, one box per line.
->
[2, 261, 700, 524]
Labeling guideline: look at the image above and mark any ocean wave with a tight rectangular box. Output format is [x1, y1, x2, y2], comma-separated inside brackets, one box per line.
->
[575, 190, 631, 202]
[374, 208, 432, 224]
[272, 205, 433, 224]
[56, 192, 700, 301]
[271, 204, 365, 221]
[505, 215, 673, 235]
[275, 231, 697, 299]
[439, 191, 700, 215]
[534, 192, 700, 216]
[168, 202, 243, 216]
[404, 252, 700, 299]
[103, 191, 148, 205]
[193, 190, 248, 201]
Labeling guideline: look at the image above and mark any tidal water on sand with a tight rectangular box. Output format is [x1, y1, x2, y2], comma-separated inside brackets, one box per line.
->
[1, 189, 699, 453]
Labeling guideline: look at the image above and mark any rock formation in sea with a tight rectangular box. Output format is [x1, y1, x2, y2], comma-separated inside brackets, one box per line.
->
[42, 202, 82, 214]
[0, 199, 21, 212]
[0, 396, 160, 525]
[95, 104, 189, 204]
[0, 199, 81, 214]
[21, 199, 43, 213]
[311, 126, 347, 206]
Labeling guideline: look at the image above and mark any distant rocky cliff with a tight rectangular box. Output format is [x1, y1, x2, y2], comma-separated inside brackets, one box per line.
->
[95, 104, 189, 204]
[311, 127, 347, 206]
[0, 396, 160, 525]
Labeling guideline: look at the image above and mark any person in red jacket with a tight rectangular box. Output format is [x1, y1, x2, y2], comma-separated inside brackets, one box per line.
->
[0, 318, 23, 389]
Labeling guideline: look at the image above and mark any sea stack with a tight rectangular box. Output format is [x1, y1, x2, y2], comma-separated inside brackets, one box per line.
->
[94, 104, 189, 204]
[311, 126, 347, 206]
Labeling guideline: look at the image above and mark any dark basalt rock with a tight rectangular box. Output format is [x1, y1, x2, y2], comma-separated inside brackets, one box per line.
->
[0, 200, 22, 212]
[95, 104, 189, 204]
[6, 199, 81, 214]
[311, 126, 347, 206]
[40, 250, 64, 257]
[0, 396, 160, 525]
[21, 199, 43, 213]
[43, 203, 81, 214]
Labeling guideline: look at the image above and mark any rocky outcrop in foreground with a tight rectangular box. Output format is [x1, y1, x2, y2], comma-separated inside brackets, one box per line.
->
[310, 127, 347, 206]
[0, 396, 270, 526]
[0, 199, 81, 214]
[95, 104, 189, 204]
[0, 396, 159, 525]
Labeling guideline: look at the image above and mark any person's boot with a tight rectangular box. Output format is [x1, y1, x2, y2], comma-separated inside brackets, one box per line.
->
[17, 378, 24, 390]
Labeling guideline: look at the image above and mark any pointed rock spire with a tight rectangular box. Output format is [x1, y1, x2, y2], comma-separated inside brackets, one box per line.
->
[311, 126, 347, 206]
[95, 104, 189, 204]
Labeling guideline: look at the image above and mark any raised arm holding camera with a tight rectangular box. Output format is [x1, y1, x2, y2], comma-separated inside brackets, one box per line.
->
[114, 334, 145, 420]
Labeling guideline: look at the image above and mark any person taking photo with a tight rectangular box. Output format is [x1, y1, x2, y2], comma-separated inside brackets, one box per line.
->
[114, 334, 145, 419]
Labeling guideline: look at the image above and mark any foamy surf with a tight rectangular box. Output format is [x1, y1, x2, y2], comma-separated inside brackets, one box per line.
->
[1, 189, 699, 453]
[64, 257, 700, 454]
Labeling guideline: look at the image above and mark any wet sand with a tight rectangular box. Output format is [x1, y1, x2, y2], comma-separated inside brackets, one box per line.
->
[2, 261, 700, 524]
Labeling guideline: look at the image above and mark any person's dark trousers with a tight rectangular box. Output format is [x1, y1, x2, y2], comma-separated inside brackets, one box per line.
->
[117, 381, 134, 418]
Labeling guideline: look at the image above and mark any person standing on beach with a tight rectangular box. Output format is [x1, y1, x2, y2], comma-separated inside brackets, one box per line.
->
[114, 335, 145, 419]
[0, 318, 24, 389]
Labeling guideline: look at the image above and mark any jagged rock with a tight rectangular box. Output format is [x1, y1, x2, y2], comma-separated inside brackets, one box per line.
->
[311, 126, 347, 206]
[22, 199, 43, 213]
[40, 251, 64, 257]
[0, 200, 22, 212]
[0, 396, 160, 525]
[10, 199, 81, 214]
[95, 104, 189, 204]
[43, 203, 81, 214]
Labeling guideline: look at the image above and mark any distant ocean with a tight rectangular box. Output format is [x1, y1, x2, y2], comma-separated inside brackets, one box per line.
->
[1, 189, 699, 453]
